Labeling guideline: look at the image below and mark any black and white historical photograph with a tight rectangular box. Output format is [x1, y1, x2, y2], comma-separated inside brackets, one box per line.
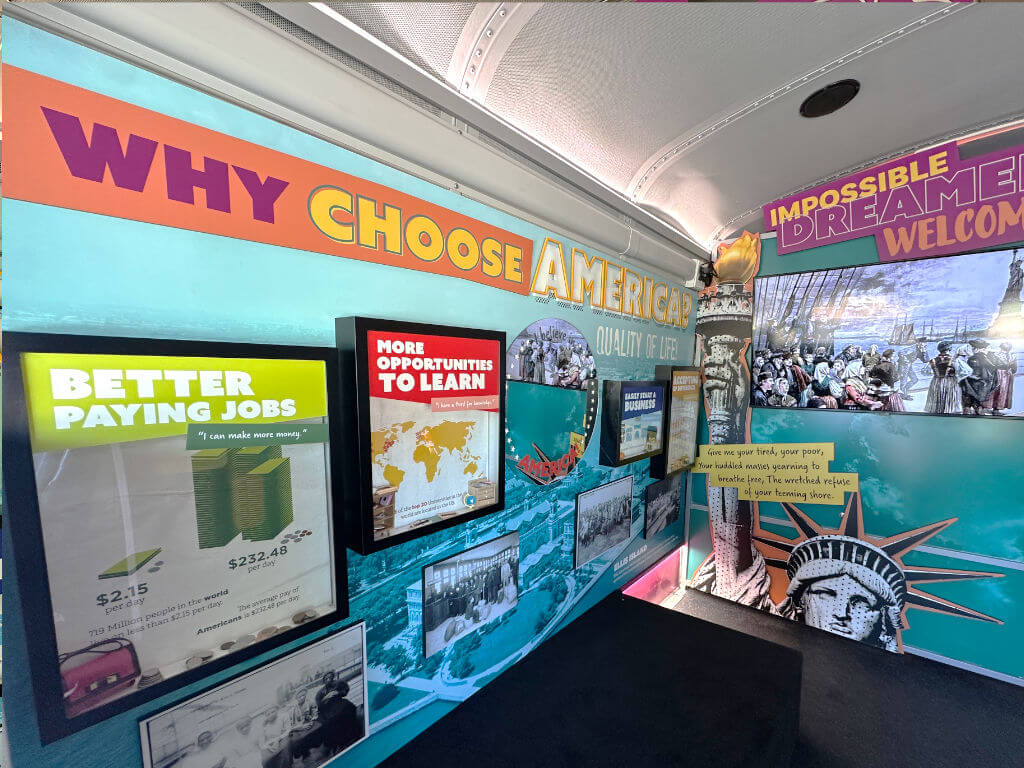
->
[422, 532, 520, 659]
[644, 473, 683, 539]
[752, 248, 1022, 417]
[139, 623, 367, 768]
[507, 317, 597, 390]
[574, 475, 634, 568]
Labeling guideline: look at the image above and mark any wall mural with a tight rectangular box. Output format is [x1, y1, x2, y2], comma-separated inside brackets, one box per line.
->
[692, 232, 1004, 653]
[1, 18, 696, 765]
[752, 248, 1022, 417]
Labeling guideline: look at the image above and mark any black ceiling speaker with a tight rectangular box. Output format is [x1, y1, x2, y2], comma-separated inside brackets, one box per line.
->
[799, 79, 861, 118]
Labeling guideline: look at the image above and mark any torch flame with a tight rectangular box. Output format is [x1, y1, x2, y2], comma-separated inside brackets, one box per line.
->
[715, 231, 761, 285]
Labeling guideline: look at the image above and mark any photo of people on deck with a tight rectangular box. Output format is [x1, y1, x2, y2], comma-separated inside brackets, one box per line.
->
[574, 476, 634, 569]
[422, 533, 520, 659]
[752, 248, 1022, 417]
[507, 318, 597, 390]
[141, 625, 366, 768]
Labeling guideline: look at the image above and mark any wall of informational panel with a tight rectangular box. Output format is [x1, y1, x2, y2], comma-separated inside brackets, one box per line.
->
[687, 230, 1024, 683]
[1, 19, 696, 768]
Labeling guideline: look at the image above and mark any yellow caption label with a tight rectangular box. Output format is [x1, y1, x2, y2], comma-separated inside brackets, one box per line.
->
[692, 442, 857, 505]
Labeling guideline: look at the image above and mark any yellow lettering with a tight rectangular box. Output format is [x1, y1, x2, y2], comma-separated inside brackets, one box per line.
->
[405, 215, 443, 262]
[530, 238, 571, 299]
[480, 238, 503, 278]
[308, 186, 354, 243]
[570, 248, 605, 307]
[356, 195, 402, 254]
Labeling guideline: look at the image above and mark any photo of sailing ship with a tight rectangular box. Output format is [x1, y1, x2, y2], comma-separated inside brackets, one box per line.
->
[752, 248, 1023, 418]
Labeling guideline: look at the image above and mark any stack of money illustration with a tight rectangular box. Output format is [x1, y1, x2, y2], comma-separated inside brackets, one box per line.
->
[236, 457, 294, 541]
[229, 446, 282, 530]
[191, 449, 240, 549]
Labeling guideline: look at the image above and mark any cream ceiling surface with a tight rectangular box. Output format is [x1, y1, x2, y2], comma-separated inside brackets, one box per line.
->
[320, 2, 1024, 248]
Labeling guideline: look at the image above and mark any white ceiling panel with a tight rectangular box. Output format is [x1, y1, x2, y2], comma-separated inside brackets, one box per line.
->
[484, 3, 936, 192]
[642, 3, 1024, 244]
[269, 4, 1024, 250]
[325, 1, 475, 79]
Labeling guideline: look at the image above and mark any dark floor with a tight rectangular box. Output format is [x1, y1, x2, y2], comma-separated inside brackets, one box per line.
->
[671, 589, 1024, 768]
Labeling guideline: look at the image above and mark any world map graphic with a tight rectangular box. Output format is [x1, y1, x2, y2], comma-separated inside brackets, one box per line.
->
[369, 399, 493, 523]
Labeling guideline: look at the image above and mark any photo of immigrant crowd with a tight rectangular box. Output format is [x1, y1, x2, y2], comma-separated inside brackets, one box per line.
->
[644, 473, 683, 539]
[507, 318, 597, 390]
[422, 532, 520, 659]
[752, 248, 1022, 418]
[574, 475, 634, 568]
[140, 624, 367, 768]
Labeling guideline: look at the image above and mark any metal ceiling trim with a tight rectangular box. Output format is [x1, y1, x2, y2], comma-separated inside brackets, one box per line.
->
[626, 2, 970, 205]
[274, 2, 706, 259]
[711, 109, 1024, 243]
[447, 3, 541, 103]
[447, 4, 503, 87]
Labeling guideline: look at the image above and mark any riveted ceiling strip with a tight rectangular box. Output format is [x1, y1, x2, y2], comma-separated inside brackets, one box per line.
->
[627, 3, 969, 204]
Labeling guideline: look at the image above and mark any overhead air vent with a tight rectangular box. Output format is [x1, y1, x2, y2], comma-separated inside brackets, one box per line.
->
[799, 79, 861, 119]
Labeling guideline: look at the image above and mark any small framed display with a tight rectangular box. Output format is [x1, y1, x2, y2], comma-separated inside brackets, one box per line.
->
[2, 332, 348, 743]
[421, 532, 520, 659]
[336, 317, 506, 554]
[139, 622, 368, 768]
[598, 380, 667, 467]
[644, 473, 684, 539]
[573, 475, 634, 569]
[649, 366, 701, 479]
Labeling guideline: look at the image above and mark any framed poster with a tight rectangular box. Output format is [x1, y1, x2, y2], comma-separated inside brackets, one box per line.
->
[598, 380, 666, 467]
[336, 317, 506, 554]
[573, 475, 634, 569]
[751, 247, 1022, 418]
[2, 332, 347, 743]
[421, 532, 520, 659]
[650, 365, 700, 479]
[644, 473, 684, 539]
[139, 622, 367, 768]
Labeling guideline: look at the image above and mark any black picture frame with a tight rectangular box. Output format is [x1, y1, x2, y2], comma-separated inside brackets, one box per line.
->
[419, 531, 520, 659]
[2, 331, 349, 744]
[643, 472, 685, 540]
[573, 475, 634, 569]
[649, 365, 701, 480]
[598, 380, 668, 467]
[336, 317, 507, 554]
[138, 620, 369, 768]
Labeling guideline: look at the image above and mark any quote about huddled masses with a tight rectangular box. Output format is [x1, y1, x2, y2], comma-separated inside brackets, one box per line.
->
[693, 442, 857, 504]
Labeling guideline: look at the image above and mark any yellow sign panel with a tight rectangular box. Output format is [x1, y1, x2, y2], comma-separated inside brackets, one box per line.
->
[692, 442, 857, 505]
[22, 352, 328, 451]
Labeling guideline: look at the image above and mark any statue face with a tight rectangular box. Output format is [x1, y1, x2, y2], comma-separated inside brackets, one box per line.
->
[800, 574, 883, 643]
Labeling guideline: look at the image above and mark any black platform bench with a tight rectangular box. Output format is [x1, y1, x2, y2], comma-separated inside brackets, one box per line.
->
[382, 592, 802, 767]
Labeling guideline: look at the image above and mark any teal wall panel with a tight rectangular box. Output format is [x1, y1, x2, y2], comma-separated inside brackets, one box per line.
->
[1, 19, 695, 767]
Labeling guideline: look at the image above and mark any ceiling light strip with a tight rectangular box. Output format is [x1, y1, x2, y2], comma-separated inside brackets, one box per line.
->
[629, 3, 969, 203]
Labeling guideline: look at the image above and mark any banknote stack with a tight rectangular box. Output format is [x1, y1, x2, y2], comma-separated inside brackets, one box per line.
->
[191, 448, 239, 549]
[236, 457, 295, 541]
[230, 446, 283, 531]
